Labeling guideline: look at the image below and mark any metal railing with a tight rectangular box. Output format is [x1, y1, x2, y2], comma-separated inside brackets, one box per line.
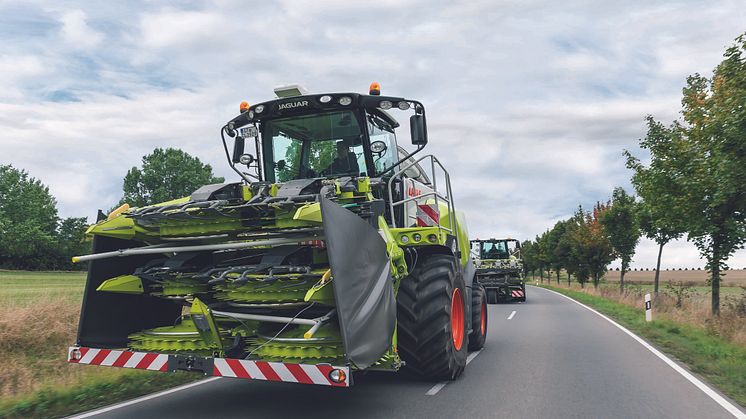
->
[386, 154, 457, 249]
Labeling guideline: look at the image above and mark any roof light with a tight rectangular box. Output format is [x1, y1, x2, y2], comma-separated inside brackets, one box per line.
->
[239, 101, 250, 113]
[369, 82, 381, 95]
[254, 105, 265, 113]
[397, 101, 410, 110]
[339, 96, 352, 106]
[274, 84, 308, 98]
[320, 95, 332, 103]
[379, 100, 392, 110]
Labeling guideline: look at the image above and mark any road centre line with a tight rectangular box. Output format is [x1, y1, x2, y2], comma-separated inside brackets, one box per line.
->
[507, 310, 516, 320]
[539, 286, 746, 419]
[426, 349, 483, 396]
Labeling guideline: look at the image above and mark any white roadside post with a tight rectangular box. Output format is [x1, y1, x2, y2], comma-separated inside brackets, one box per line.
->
[645, 293, 652, 322]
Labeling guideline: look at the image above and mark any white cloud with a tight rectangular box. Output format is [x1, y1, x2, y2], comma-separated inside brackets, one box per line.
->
[0, 0, 745, 268]
[59, 10, 103, 49]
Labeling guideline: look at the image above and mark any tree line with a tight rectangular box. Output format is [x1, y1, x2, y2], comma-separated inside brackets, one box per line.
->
[522, 33, 746, 316]
[0, 148, 222, 270]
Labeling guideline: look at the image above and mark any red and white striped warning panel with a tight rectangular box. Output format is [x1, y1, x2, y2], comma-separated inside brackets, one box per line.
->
[68, 347, 351, 387]
[68, 347, 168, 371]
[416, 204, 440, 227]
[213, 358, 349, 387]
[511, 290, 525, 298]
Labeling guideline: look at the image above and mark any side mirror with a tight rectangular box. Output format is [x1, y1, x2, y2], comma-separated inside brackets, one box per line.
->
[410, 114, 427, 146]
[232, 136, 245, 163]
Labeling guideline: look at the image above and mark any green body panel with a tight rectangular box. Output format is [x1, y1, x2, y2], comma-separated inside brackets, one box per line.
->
[96, 275, 143, 294]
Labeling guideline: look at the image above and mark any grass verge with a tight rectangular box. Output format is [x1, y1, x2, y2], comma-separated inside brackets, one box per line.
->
[0, 271, 202, 418]
[540, 284, 746, 408]
[0, 369, 200, 419]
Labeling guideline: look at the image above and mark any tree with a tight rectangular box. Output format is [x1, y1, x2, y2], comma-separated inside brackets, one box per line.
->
[121, 148, 225, 207]
[567, 204, 615, 289]
[521, 239, 537, 277]
[0, 165, 59, 269]
[545, 220, 569, 285]
[627, 33, 746, 315]
[54, 217, 90, 270]
[635, 200, 683, 296]
[599, 187, 640, 293]
[535, 232, 551, 283]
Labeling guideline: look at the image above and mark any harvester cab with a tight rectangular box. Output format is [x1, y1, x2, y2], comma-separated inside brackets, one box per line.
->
[471, 238, 525, 303]
[69, 83, 486, 386]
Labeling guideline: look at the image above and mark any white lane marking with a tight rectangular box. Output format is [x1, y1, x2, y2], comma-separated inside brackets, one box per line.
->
[425, 382, 448, 396]
[539, 286, 746, 419]
[466, 349, 483, 365]
[426, 349, 483, 396]
[65, 377, 222, 419]
[507, 310, 516, 320]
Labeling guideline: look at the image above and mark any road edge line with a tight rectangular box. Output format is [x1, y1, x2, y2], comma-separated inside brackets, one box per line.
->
[65, 377, 222, 419]
[536, 286, 746, 419]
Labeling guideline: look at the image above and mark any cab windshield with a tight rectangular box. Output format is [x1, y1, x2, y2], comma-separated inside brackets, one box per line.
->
[264, 111, 366, 182]
[480, 241, 509, 260]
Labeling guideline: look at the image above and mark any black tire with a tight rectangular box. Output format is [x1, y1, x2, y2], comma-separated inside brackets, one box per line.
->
[468, 285, 487, 350]
[486, 289, 498, 304]
[397, 254, 468, 380]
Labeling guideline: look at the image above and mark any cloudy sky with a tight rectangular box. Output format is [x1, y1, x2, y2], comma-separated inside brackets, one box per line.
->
[1, 0, 745, 269]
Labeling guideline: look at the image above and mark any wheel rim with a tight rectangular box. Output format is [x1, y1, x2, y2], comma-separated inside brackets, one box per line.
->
[480, 299, 487, 336]
[451, 288, 465, 351]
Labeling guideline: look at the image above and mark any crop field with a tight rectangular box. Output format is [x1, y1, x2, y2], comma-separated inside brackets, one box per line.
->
[603, 268, 746, 287]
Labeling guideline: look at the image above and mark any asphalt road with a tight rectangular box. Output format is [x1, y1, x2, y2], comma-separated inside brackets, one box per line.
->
[72, 286, 745, 419]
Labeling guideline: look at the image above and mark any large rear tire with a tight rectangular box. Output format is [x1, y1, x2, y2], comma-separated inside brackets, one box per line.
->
[486, 289, 498, 304]
[397, 254, 468, 380]
[468, 285, 487, 350]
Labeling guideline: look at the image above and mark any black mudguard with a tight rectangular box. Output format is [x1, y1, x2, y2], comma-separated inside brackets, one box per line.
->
[76, 236, 182, 348]
[320, 197, 396, 369]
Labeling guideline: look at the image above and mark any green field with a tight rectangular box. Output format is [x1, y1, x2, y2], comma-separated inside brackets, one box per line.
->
[0, 270, 86, 304]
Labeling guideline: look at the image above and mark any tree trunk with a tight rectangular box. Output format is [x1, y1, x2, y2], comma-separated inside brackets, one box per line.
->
[593, 273, 599, 289]
[620, 260, 626, 294]
[654, 241, 664, 298]
[540, 268, 544, 283]
[712, 262, 721, 317]
[711, 236, 721, 317]
[556, 269, 560, 284]
[567, 272, 571, 286]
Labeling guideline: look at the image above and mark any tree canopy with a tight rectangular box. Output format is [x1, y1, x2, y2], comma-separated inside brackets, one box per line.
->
[121, 148, 225, 207]
[599, 187, 640, 292]
[625, 33, 746, 314]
